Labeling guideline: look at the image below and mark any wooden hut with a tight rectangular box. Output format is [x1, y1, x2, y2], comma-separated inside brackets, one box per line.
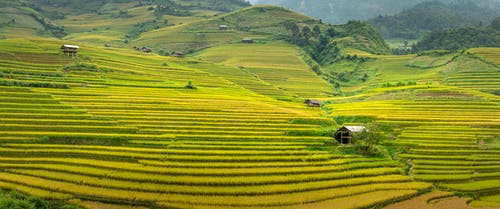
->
[172, 52, 185, 58]
[334, 125, 366, 144]
[219, 25, 228, 30]
[142, 47, 152, 53]
[104, 43, 112, 47]
[60, 44, 79, 56]
[305, 99, 322, 107]
[242, 38, 254, 43]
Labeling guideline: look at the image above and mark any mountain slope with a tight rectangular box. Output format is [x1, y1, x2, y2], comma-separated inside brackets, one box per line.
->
[0, 36, 433, 209]
[367, 1, 500, 39]
[0, 0, 250, 42]
[251, 0, 500, 24]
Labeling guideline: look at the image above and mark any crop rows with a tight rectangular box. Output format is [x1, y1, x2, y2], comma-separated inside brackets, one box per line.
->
[0, 40, 430, 208]
[328, 87, 500, 206]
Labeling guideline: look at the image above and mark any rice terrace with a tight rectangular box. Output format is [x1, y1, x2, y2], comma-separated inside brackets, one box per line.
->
[0, 0, 499, 209]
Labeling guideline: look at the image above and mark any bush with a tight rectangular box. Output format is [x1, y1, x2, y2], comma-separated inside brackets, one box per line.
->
[63, 63, 98, 72]
[185, 80, 197, 89]
[353, 123, 382, 155]
[0, 80, 70, 89]
[0, 190, 79, 209]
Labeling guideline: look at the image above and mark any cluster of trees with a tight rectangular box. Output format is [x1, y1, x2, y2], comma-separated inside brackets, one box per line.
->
[284, 20, 389, 66]
[412, 18, 500, 52]
[283, 20, 390, 93]
[367, 1, 499, 39]
[0, 189, 79, 209]
[284, 22, 341, 65]
[252, 0, 500, 24]
[30, 13, 67, 38]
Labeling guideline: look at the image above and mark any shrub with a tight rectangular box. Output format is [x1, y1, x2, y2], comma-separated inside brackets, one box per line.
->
[185, 80, 197, 89]
[353, 123, 382, 155]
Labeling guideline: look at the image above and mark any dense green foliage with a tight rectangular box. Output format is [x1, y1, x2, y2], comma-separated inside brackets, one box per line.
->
[353, 124, 382, 155]
[0, 190, 78, 209]
[367, 1, 500, 39]
[284, 20, 389, 63]
[251, 0, 500, 24]
[412, 25, 500, 52]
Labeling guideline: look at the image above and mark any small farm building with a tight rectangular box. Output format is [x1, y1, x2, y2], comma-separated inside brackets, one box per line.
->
[305, 99, 322, 107]
[104, 43, 112, 47]
[60, 44, 79, 56]
[172, 52, 185, 58]
[242, 38, 254, 43]
[334, 125, 366, 144]
[219, 25, 228, 30]
[142, 47, 153, 53]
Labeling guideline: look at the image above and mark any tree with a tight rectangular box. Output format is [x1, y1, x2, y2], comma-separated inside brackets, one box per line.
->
[326, 27, 336, 37]
[492, 17, 500, 31]
[301, 26, 311, 38]
[352, 123, 382, 155]
[312, 25, 321, 38]
[285, 22, 300, 44]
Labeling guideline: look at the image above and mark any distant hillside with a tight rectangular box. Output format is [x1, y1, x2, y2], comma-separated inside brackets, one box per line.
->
[134, 5, 390, 56]
[412, 20, 500, 52]
[367, 1, 500, 39]
[250, 0, 500, 24]
[0, 0, 250, 40]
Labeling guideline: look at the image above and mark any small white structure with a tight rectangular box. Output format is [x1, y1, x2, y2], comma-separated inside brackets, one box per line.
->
[219, 25, 228, 30]
[60, 44, 79, 56]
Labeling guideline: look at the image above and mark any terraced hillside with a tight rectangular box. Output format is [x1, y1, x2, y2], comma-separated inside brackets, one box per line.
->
[194, 42, 334, 98]
[327, 49, 500, 208]
[133, 5, 315, 53]
[0, 38, 434, 209]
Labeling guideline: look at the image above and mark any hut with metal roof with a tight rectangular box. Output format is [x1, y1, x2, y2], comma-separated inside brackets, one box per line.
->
[334, 125, 366, 144]
[60, 44, 79, 56]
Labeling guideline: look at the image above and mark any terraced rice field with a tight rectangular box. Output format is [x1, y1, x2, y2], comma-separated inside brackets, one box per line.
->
[0, 38, 433, 208]
[328, 86, 500, 206]
[194, 42, 334, 98]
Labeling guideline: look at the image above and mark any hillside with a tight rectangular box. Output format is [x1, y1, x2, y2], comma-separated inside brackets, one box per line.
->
[0, 1, 499, 209]
[0, 37, 435, 209]
[367, 1, 500, 39]
[325, 48, 500, 208]
[134, 5, 390, 55]
[0, 0, 250, 42]
[250, 0, 500, 24]
[412, 24, 500, 52]
[0, 36, 498, 209]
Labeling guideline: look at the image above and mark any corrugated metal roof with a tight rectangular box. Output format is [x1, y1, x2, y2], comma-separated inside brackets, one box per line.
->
[62, 44, 80, 49]
[344, 126, 366, 132]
